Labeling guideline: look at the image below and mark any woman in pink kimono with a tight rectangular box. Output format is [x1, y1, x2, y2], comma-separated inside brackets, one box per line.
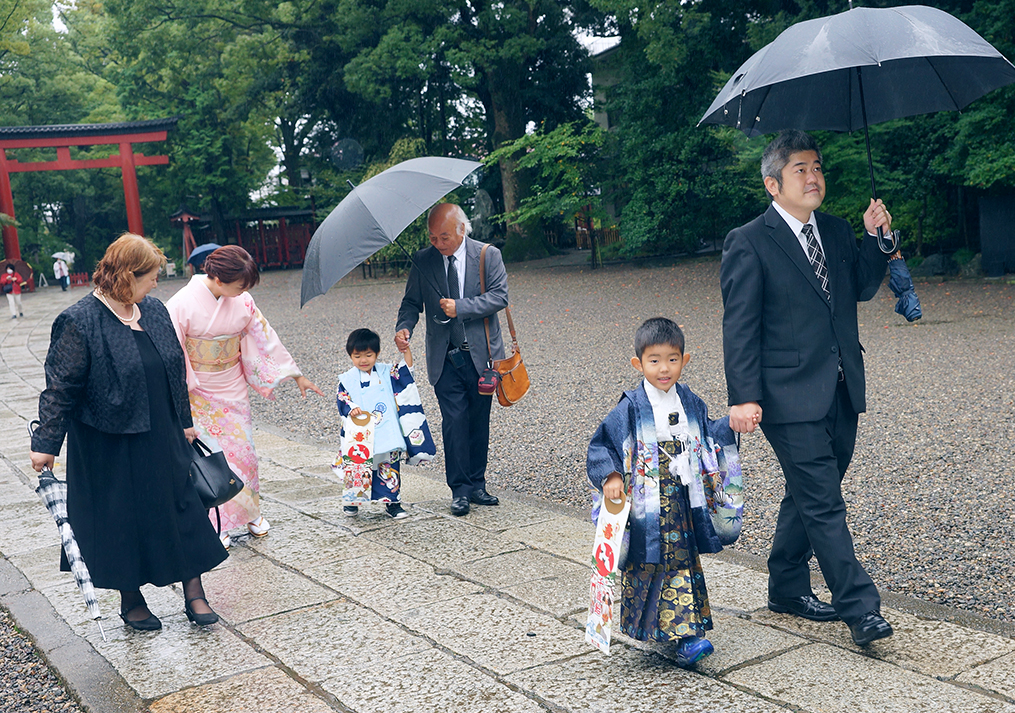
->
[167, 246, 323, 548]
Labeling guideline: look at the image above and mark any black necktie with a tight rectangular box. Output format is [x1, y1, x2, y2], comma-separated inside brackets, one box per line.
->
[447, 255, 466, 348]
[802, 223, 830, 299]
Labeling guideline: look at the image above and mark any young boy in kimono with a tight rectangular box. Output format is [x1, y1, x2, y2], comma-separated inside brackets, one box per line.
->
[336, 328, 435, 519]
[587, 318, 741, 667]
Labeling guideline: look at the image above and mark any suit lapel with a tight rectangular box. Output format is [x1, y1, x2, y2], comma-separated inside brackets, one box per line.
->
[764, 205, 831, 310]
[463, 238, 481, 298]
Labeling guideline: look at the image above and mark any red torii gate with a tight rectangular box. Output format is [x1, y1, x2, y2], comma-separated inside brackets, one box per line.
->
[0, 117, 178, 261]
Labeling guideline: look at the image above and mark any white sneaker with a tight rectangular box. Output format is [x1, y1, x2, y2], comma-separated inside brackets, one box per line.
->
[219, 532, 231, 549]
[247, 516, 270, 537]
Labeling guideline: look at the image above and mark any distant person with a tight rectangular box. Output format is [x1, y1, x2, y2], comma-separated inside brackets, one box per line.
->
[720, 129, 894, 646]
[334, 328, 435, 519]
[29, 233, 226, 631]
[166, 245, 323, 548]
[2, 263, 26, 319]
[53, 257, 70, 291]
[395, 203, 508, 516]
[587, 318, 740, 667]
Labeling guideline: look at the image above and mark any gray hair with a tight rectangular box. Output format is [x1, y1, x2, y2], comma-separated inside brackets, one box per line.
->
[428, 203, 473, 238]
[760, 130, 822, 193]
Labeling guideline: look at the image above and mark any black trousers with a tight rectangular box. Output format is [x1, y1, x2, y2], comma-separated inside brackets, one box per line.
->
[433, 352, 493, 499]
[760, 381, 880, 624]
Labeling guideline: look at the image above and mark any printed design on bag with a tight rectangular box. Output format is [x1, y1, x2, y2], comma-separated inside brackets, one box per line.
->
[594, 542, 616, 577]
[346, 443, 371, 464]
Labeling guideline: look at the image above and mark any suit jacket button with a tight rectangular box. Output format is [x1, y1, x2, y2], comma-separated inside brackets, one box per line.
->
[831, 346, 838, 353]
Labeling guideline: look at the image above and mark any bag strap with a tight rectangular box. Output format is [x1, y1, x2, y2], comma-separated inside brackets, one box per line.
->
[479, 245, 520, 359]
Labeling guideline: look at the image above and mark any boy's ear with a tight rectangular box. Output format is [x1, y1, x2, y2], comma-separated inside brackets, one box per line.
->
[682, 353, 691, 368]
[630, 356, 644, 374]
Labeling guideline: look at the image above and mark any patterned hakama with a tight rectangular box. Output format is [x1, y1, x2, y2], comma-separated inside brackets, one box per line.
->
[620, 442, 712, 642]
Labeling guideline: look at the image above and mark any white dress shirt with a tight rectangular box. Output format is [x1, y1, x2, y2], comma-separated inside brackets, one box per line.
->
[442, 240, 467, 296]
[771, 201, 824, 257]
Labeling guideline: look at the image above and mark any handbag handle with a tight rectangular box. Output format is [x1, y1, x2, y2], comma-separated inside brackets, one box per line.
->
[191, 437, 213, 457]
[480, 245, 519, 360]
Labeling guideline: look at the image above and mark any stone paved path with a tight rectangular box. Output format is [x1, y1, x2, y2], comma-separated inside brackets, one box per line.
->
[1, 283, 1014, 713]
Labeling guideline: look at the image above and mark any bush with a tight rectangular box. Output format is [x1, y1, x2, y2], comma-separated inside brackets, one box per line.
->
[952, 248, 975, 265]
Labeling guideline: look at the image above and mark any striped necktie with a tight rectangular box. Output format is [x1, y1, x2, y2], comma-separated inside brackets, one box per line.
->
[802, 223, 830, 299]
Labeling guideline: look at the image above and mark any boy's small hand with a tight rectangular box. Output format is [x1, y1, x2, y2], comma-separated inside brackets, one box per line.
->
[603, 472, 624, 500]
[349, 407, 363, 417]
[394, 329, 411, 351]
[730, 402, 762, 433]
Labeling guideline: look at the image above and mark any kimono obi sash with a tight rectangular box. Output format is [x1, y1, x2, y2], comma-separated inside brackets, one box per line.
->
[186, 335, 241, 372]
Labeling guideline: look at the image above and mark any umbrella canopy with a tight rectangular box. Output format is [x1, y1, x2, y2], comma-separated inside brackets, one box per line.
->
[187, 242, 221, 266]
[300, 157, 482, 307]
[28, 422, 105, 640]
[699, 5, 1015, 136]
[888, 258, 923, 322]
[52, 251, 75, 264]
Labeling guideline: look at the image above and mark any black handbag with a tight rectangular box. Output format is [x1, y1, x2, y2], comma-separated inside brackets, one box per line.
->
[190, 438, 243, 510]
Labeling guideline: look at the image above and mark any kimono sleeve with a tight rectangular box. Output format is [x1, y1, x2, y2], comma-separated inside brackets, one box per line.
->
[166, 293, 201, 391]
[586, 398, 632, 492]
[390, 358, 436, 465]
[239, 294, 301, 399]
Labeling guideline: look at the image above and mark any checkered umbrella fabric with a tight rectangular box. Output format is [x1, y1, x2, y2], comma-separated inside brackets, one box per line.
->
[29, 422, 105, 639]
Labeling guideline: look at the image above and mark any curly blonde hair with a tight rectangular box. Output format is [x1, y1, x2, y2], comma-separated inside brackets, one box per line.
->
[92, 233, 167, 304]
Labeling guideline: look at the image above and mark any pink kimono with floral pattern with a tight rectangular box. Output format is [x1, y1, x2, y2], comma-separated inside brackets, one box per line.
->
[167, 276, 301, 531]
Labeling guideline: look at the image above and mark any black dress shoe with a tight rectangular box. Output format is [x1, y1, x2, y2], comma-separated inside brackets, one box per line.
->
[768, 594, 839, 621]
[450, 496, 471, 516]
[469, 489, 499, 506]
[848, 611, 893, 646]
[120, 604, 162, 631]
[185, 597, 220, 626]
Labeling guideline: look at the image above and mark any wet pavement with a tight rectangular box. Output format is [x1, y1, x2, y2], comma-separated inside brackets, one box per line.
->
[2, 282, 1015, 713]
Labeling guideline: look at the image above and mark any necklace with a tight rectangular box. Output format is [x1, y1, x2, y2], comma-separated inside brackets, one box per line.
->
[94, 290, 140, 324]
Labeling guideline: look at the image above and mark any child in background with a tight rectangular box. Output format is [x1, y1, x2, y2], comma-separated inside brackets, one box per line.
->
[587, 318, 741, 666]
[335, 328, 435, 519]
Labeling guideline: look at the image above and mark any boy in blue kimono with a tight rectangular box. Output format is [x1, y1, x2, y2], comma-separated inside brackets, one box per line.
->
[587, 318, 742, 667]
[336, 328, 435, 519]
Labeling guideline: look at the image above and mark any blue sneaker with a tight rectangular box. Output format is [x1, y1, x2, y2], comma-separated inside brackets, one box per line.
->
[675, 636, 714, 667]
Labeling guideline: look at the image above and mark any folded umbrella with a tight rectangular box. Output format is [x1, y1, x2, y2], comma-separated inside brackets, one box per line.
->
[888, 258, 922, 322]
[28, 421, 105, 641]
[300, 157, 482, 307]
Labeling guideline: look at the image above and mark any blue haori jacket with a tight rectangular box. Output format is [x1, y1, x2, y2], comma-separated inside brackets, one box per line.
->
[587, 382, 742, 565]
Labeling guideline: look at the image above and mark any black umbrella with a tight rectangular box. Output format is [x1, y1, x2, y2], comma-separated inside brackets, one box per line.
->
[28, 421, 106, 641]
[699, 3, 1015, 253]
[300, 157, 482, 307]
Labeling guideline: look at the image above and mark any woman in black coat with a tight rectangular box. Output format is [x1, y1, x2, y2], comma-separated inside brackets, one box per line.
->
[29, 233, 227, 631]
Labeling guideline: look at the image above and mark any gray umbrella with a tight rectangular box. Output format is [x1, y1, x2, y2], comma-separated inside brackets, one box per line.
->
[300, 157, 482, 307]
[698, 4, 1015, 252]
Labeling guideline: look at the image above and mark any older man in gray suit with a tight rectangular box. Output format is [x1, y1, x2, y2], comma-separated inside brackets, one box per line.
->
[395, 203, 509, 516]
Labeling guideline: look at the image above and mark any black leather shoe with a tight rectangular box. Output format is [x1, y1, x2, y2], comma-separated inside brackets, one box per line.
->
[768, 594, 839, 621]
[185, 597, 220, 626]
[450, 497, 470, 516]
[848, 611, 893, 646]
[469, 489, 499, 506]
[120, 604, 162, 631]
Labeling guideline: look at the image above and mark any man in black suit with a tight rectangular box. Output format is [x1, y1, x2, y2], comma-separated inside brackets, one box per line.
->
[720, 130, 894, 646]
[395, 203, 508, 516]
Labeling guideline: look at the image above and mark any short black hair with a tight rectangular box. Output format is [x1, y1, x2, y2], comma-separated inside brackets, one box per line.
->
[346, 328, 381, 355]
[634, 317, 685, 358]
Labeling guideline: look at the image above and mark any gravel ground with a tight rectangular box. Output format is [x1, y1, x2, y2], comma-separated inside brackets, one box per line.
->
[0, 604, 83, 713]
[157, 256, 1015, 624]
